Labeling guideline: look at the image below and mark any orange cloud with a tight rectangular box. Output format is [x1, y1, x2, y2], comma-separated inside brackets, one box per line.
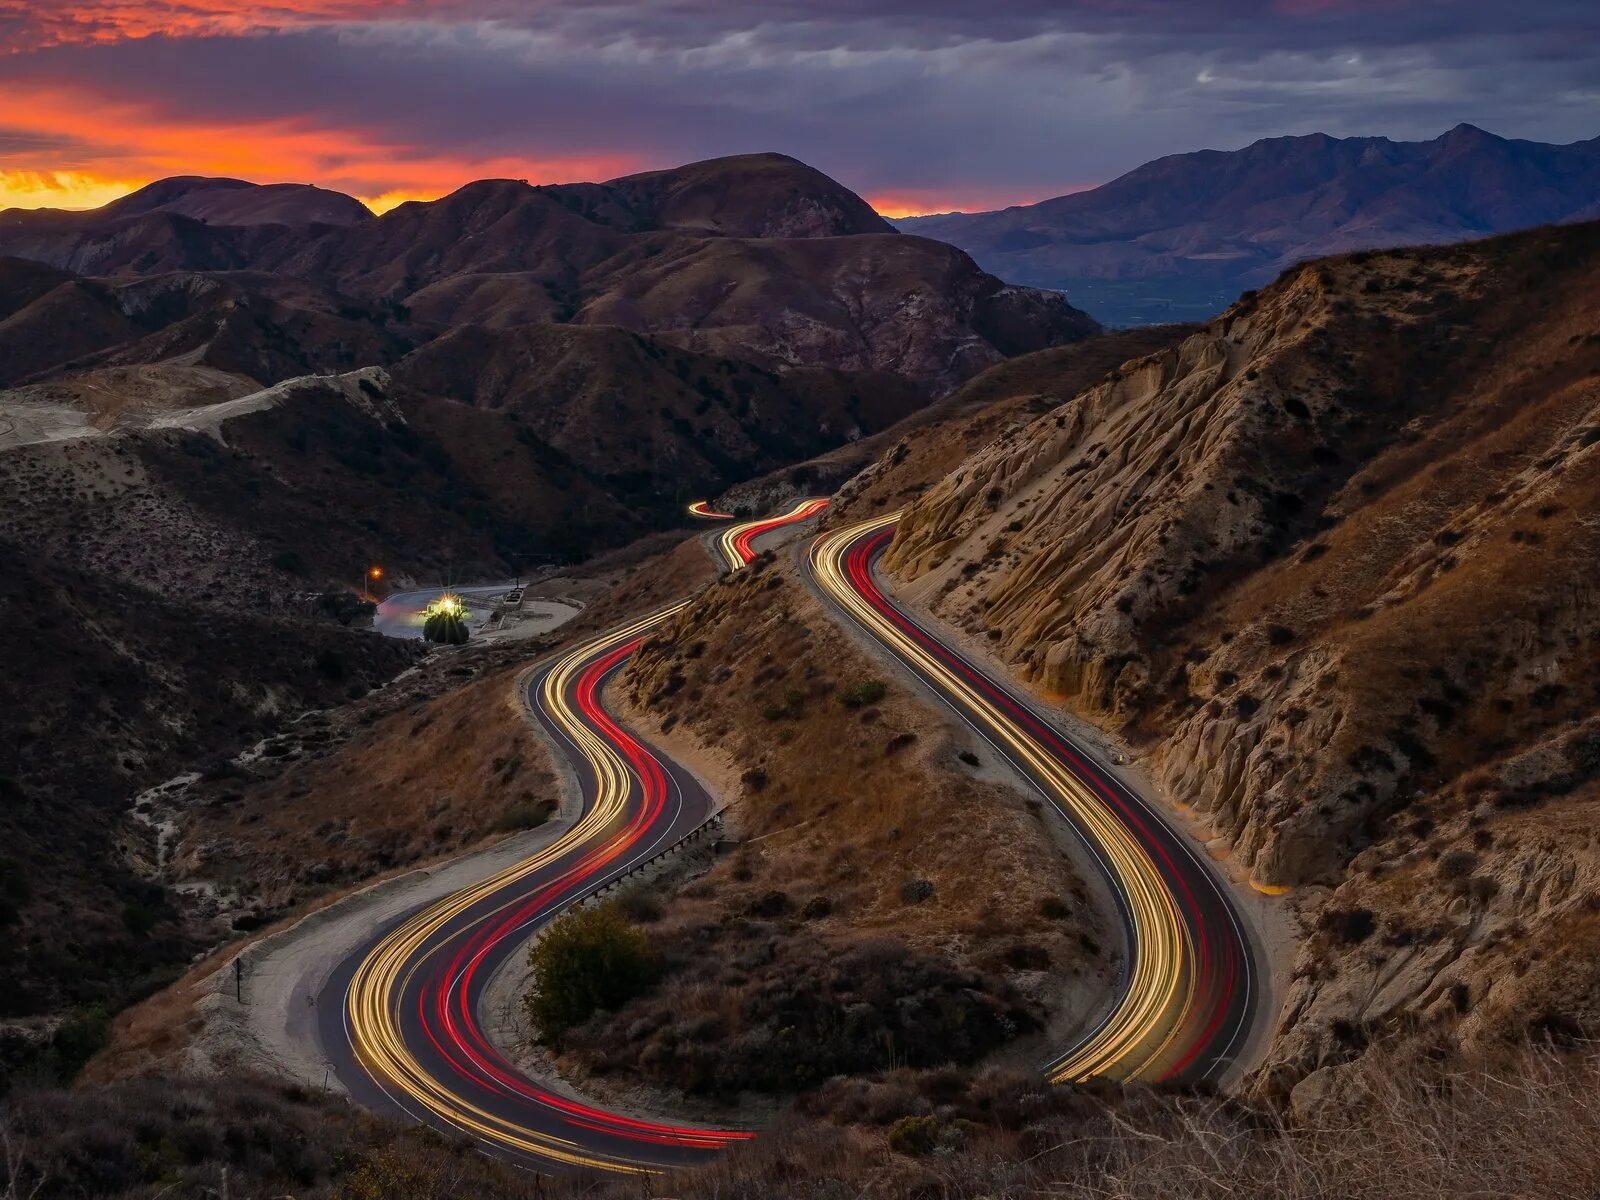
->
[0, 1, 472, 49]
[0, 169, 150, 211]
[0, 80, 640, 211]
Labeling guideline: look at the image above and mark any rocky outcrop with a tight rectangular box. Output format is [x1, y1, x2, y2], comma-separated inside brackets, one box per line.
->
[875, 220, 1600, 1084]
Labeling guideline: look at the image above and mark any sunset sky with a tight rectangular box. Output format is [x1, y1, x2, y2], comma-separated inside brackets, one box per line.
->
[0, 1, 1596, 216]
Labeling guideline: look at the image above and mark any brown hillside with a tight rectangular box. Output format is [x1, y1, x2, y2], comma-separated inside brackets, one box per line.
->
[394, 322, 924, 500]
[0, 536, 419, 1027]
[874, 220, 1600, 1090]
[0, 155, 1094, 392]
[0, 262, 420, 388]
[99, 176, 372, 227]
[577, 232, 1096, 391]
[603, 152, 893, 237]
[812, 325, 1196, 523]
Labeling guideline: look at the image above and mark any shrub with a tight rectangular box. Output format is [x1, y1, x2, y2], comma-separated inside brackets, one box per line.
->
[839, 680, 888, 709]
[494, 799, 554, 833]
[748, 891, 790, 918]
[314, 649, 348, 680]
[121, 900, 159, 937]
[615, 886, 663, 924]
[524, 904, 657, 1041]
[1322, 906, 1377, 944]
[801, 896, 832, 920]
[422, 609, 469, 645]
[900, 879, 934, 905]
[888, 1114, 940, 1156]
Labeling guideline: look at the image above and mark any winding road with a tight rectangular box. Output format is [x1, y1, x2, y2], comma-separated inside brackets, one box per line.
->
[712, 497, 830, 571]
[809, 514, 1257, 1084]
[318, 498, 1260, 1175]
[320, 502, 825, 1172]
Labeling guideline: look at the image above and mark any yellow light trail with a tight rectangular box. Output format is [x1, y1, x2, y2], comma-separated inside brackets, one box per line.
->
[810, 513, 1202, 1083]
[340, 498, 827, 1171]
[714, 497, 830, 572]
[344, 607, 694, 1171]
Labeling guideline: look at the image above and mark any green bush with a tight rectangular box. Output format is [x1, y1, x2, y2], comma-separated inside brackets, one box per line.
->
[422, 610, 469, 645]
[494, 798, 554, 833]
[524, 903, 656, 1041]
[888, 1115, 940, 1156]
[839, 679, 888, 708]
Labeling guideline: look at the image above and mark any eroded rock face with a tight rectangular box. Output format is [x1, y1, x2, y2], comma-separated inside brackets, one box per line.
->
[876, 221, 1600, 1086]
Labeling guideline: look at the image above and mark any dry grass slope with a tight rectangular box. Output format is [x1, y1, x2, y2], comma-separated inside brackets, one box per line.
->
[5, 1046, 1597, 1200]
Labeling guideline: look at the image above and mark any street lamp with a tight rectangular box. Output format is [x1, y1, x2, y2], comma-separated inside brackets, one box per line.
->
[368, 565, 383, 597]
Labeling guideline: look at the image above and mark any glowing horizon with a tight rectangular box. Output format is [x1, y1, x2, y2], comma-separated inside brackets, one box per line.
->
[0, 2, 1588, 227]
[0, 166, 1087, 221]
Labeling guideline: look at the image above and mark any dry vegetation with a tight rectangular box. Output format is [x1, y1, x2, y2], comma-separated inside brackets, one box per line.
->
[0, 536, 419, 1070]
[170, 656, 560, 915]
[658, 1042, 1600, 1200]
[530, 557, 1110, 1103]
[5, 1045, 1598, 1200]
[83, 525, 731, 1084]
[714, 326, 1192, 519]
[871, 220, 1600, 1093]
[824, 325, 1196, 525]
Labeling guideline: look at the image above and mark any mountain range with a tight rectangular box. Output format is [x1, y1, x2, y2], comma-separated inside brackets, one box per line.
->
[0, 152, 1095, 1028]
[0, 153, 1094, 392]
[902, 124, 1600, 325]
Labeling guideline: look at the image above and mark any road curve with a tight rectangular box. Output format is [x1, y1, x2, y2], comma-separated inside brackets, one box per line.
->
[321, 495, 1252, 1174]
[807, 514, 1257, 1084]
[321, 502, 826, 1172]
[686, 499, 733, 519]
[711, 497, 830, 572]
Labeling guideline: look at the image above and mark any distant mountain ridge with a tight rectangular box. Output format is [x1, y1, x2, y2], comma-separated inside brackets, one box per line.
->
[901, 125, 1600, 324]
[12, 175, 374, 228]
[0, 152, 1094, 391]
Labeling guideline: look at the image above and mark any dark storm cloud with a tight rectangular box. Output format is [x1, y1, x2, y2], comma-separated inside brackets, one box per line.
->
[0, 0, 1596, 207]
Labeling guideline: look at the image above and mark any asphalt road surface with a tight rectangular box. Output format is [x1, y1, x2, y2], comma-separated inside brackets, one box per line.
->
[318, 502, 826, 1172]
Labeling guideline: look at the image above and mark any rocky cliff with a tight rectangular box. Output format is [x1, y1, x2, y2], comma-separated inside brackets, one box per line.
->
[877, 220, 1600, 1085]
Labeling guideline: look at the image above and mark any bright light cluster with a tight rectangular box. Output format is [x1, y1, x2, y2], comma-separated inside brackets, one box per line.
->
[425, 593, 465, 620]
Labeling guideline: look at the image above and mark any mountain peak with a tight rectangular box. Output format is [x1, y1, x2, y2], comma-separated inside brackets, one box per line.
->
[604, 152, 893, 238]
[899, 124, 1600, 326]
[104, 176, 371, 227]
[1437, 122, 1502, 146]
